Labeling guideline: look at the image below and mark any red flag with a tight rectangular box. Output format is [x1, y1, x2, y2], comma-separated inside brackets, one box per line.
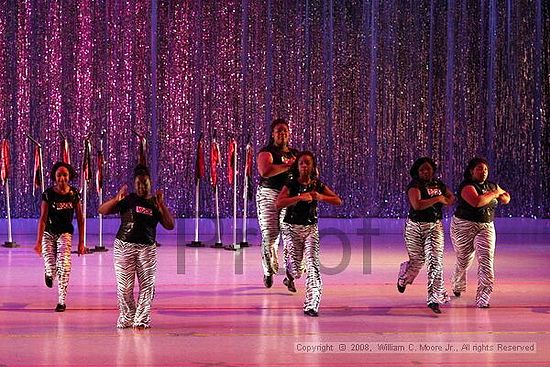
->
[195, 134, 205, 181]
[210, 140, 220, 187]
[81, 139, 92, 189]
[227, 139, 237, 185]
[244, 142, 253, 199]
[0, 139, 9, 186]
[32, 145, 43, 195]
[244, 143, 253, 178]
[96, 149, 104, 194]
[61, 138, 70, 164]
[138, 136, 147, 166]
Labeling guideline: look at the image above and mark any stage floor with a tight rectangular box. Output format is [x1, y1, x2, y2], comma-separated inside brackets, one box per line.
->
[1, 230, 549, 366]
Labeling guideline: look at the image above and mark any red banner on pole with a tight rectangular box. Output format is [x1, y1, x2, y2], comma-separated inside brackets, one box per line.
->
[227, 139, 236, 185]
[138, 136, 147, 166]
[96, 149, 104, 194]
[81, 139, 92, 188]
[210, 140, 220, 187]
[61, 138, 70, 164]
[1, 139, 9, 186]
[195, 134, 205, 181]
[32, 145, 42, 195]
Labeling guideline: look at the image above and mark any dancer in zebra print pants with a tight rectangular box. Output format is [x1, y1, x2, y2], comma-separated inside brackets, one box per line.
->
[99, 165, 174, 329]
[34, 162, 85, 312]
[397, 158, 455, 313]
[450, 157, 510, 308]
[256, 119, 298, 288]
[277, 151, 342, 317]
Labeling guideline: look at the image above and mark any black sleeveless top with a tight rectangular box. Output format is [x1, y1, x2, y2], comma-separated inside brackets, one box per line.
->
[258, 145, 299, 191]
[407, 179, 447, 223]
[454, 180, 498, 223]
[115, 193, 162, 245]
[42, 186, 81, 235]
[283, 178, 325, 225]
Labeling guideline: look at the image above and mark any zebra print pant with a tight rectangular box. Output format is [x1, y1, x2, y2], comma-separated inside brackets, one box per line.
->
[398, 219, 450, 304]
[114, 239, 157, 328]
[281, 222, 322, 313]
[256, 186, 287, 276]
[41, 232, 72, 305]
[450, 216, 496, 308]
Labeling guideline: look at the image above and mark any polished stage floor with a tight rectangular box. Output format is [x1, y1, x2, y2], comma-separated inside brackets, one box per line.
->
[1, 219, 549, 367]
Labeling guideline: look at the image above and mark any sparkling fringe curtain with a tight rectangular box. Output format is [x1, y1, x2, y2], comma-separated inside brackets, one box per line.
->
[0, 0, 548, 218]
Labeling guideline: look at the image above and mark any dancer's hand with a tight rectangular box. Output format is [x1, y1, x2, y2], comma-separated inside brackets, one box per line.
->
[309, 191, 321, 201]
[34, 242, 42, 256]
[489, 187, 505, 200]
[154, 190, 165, 206]
[299, 192, 313, 202]
[116, 185, 128, 202]
[282, 156, 296, 167]
[440, 195, 454, 205]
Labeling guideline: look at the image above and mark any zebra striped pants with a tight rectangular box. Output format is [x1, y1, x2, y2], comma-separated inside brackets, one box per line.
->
[114, 239, 157, 328]
[256, 186, 287, 276]
[398, 219, 450, 304]
[450, 216, 496, 307]
[281, 222, 322, 313]
[41, 232, 72, 305]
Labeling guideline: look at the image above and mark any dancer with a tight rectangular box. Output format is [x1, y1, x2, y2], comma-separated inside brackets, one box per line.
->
[99, 164, 174, 328]
[451, 157, 510, 308]
[397, 157, 455, 313]
[34, 162, 85, 312]
[256, 119, 298, 288]
[276, 151, 342, 317]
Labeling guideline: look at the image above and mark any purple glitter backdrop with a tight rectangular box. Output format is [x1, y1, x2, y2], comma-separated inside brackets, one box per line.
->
[0, 0, 548, 218]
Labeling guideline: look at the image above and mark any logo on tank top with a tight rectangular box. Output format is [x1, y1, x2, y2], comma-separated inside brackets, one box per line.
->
[136, 206, 153, 216]
[427, 187, 442, 197]
[55, 202, 73, 210]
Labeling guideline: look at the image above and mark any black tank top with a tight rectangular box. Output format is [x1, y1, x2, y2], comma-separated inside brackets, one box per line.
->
[42, 186, 81, 235]
[283, 178, 325, 225]
[407, 179, 447, 223]
[115, 193, 162, 245]
[258, 145, 299, 191]
[454, 180, 498, 223]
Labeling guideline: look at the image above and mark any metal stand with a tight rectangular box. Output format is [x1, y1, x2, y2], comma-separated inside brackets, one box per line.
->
[94, 187, 108, 252]
[187, 179, 204, 247]
[2, 179, 17, 248]
[240, 144, 251, 248]
[225, 143, 240, 251]
[211, 185, 223, 248]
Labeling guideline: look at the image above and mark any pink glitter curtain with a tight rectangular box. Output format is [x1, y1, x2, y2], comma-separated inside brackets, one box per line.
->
[0, 0, 548, 218]
[1, 0, 151, 217]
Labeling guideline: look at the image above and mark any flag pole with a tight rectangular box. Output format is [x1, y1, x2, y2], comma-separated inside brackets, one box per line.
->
[186, 178, 204, 247]
[240, 140, 252, 248]
[213, 184, 223, 247]
[27, 135, 45, 195]
[2, 178, 17, 247]
[210, 131, 223, 248]
[79, 137, 92, 254]
[83, 177, 87, 249]
[188, 133, 204, 247]
[38, 145, 45, 194]
[225, 139, 240, 251]
[94, 131, 108, 252]
[1, 138, 17, 248]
